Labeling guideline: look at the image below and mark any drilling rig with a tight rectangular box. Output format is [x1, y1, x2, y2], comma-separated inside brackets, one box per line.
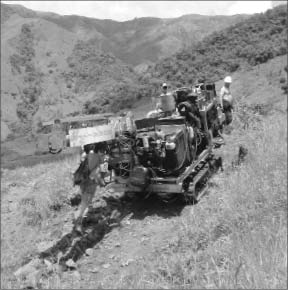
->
[107, 81, 225, 202]
[71, 81, 229, 203]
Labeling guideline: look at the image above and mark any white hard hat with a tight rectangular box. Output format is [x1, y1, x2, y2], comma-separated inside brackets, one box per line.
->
[224, 76, 232, 83]
[162, 83, 168, 88]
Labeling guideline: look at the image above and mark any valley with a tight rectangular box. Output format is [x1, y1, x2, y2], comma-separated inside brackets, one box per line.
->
[0, 3, 287, 289]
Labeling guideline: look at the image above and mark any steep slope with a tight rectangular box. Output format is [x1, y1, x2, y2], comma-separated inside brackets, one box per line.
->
[214, 55, 287, 113]
[1, 7, 141, 138]
[1, 3, 249, 66]
[1, 4, 287, 289]
[1, 54, 286, 166]
[134, 55, 287, 120]
[1, 3, 286, 142]
[90, 14, 249, 66]
[1, 57, 287, 287]
[1, 2, 249, 140]
[147, 4, 287, 86]
[1, 16, 79, 134]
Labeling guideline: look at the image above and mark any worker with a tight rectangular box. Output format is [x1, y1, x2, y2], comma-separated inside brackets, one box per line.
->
[219, 76, 234, 125]
[152, 83, 176, 117]
[178, 100, 201, 129]
[73, 145, 106, 232]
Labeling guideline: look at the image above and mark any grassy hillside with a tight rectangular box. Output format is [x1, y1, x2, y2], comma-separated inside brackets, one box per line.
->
[1, 156, 80, 288]
[1, 3, 287, 289]
[114, 113, 287, 289]
[134, 55, 287, 118]
[1, 85, 286, 289]
[2, 54, 285, 168]
[147, 4, 287, 86]
[215, 55, 287, 113]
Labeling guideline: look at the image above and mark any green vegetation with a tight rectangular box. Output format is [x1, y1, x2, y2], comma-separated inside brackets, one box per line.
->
[64, 39, 136, 94]
[147, 5, 287, 86]
[1, 96, 286, 289]
[103, 109, 287, 289]
[147, 115, 286, 289]
[63, 39, 156, 114]
[10, 24, 42, 133]
[281, 66, 288, 94]
[83, 81, 153, 114]
[1, 5, 287, 288]
[3, 4, 287, 140]
[1, 156, 79, 288]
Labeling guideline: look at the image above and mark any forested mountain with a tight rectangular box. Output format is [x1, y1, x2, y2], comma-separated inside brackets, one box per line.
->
[1, 3, 287, 141]
[1, 2, 248, 138]
[145, 4, 287, 87]
[1, 3, 249, 66]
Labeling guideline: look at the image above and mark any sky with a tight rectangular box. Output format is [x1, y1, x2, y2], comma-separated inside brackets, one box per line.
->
[1, 1, 282, 21]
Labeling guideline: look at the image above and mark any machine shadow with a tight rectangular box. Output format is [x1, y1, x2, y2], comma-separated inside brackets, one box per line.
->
[39, 192, 189, 270]
[125, 194, 187, 220]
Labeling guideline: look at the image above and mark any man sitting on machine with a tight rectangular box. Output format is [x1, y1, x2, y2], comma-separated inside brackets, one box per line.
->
[148, 83, 177, 118]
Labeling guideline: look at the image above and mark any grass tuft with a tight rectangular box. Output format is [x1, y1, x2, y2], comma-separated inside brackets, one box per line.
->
[112, 113, 287, 289]
[1, 154, 80, 288]
[1, 109, 286, 289]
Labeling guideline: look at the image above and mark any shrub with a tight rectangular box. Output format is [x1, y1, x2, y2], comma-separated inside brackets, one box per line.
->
[9, 54, 23, 74]
[83, 100, 102, 114]
[279, 77, 286, 84]
[281, 84, 288, 94]
[67, 111, 80, 117]
[66, 82, 72, 89]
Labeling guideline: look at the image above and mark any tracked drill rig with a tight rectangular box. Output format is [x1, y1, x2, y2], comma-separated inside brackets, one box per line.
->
[89, 81, 228, 202]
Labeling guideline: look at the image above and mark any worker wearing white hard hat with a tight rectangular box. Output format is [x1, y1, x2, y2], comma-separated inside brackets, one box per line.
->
[219, 76, 233, 125]
[224, 76, 232, 83]
[162, 82, 168, 88]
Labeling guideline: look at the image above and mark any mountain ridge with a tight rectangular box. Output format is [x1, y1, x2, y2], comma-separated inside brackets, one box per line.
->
[1, 2, 250, 140]
[1, 3, 286, 142]
[146, 4, 287, 86]
[1, 2, 250, 65]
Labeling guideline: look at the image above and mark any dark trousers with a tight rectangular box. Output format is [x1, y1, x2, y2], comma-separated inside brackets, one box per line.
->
[224, 109, 233, 125]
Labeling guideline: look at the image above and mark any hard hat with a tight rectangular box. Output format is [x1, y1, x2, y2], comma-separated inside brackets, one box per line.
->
[224, 76, 232, 83]
[162, 83, 168, 88]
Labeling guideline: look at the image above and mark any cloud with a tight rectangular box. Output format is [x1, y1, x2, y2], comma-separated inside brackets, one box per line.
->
[2, 1, 274, 21]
